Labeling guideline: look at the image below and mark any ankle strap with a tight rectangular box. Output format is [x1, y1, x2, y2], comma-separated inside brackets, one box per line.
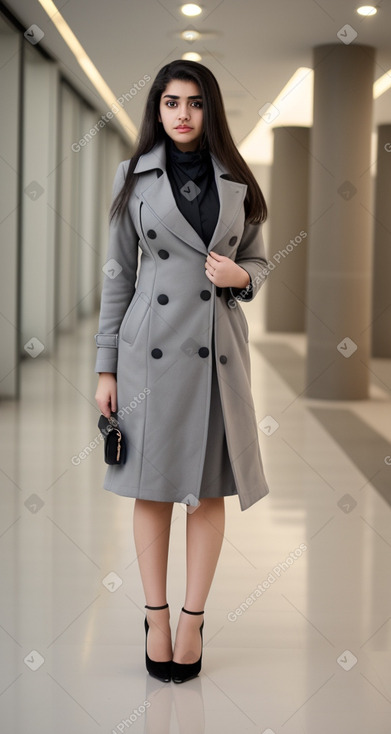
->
[145, 603, 169, 610]
[182, 606, 204, 615]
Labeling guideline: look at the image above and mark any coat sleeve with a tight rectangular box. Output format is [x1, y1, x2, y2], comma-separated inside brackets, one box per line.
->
[94, 160, 138, 374]
[229, 221, 269, 303]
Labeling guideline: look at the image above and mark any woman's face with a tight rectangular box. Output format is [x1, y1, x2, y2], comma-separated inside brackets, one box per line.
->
[158, 79, 203, 152]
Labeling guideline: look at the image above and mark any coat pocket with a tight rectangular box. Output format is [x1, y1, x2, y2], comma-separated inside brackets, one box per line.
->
[119, 291, 150, 345]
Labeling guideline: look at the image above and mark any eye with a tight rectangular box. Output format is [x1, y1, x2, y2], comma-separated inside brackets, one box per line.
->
[166, 100, 177, 107]
[191, 101, 203, 108]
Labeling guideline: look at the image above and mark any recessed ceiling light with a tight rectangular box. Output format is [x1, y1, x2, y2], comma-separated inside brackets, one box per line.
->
[182, 52, 202, 61]
[181, 3, 202, 16]
[356, 5, 377, 15]
[180, 29, 200, 41]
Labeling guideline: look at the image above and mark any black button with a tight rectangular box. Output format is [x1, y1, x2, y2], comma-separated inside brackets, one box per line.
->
[229, 236, 238, 246]
[157, 294, 169, 305]
[147, 229, 157, 239]
[158, 249, 169, 259]
[216, 287, 222, 297]
[200, 290, 211, 301]
[219, 355, 228, 364]
[198, 347, 209, 358]
[151, 348, 163, 359]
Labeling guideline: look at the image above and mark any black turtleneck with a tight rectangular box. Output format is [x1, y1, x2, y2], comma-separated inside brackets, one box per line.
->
[165, 137, 220, 248]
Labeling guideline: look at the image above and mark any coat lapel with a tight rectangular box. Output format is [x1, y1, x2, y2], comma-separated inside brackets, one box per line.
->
[134, 141, 247, 255]
[207, 160, 247, 253]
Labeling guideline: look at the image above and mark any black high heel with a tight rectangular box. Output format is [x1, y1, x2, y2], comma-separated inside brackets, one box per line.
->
[144, 603, 171, 682]
[171, 607, 204, 684]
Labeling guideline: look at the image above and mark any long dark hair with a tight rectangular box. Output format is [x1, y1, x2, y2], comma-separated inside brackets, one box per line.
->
[110, 60, 267, 224]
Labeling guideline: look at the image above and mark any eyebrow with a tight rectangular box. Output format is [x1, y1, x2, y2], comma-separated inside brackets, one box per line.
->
[162, 94, 202, 99]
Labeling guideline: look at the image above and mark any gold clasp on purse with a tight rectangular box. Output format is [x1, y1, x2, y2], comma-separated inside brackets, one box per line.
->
[115, 429, 121, 461]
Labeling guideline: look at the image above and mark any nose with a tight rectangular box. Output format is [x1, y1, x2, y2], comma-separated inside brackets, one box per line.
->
[177, 104, 190, 121]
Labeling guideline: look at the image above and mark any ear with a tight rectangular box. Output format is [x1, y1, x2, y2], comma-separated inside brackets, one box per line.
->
[158, 112, 162, 123]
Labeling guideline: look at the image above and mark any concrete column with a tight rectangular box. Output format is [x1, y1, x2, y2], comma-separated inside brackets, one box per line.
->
[306, 44, 375, 399]
[372, 124, 391, 357]
[266, 126, 310, 332]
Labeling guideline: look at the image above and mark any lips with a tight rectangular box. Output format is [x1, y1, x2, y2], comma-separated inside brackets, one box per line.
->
[175, 126, 192, 132]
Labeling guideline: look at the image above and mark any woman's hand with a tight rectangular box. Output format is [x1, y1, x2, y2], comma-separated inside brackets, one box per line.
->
[95, 373, 117, 418]
[205, 250, 250, 289]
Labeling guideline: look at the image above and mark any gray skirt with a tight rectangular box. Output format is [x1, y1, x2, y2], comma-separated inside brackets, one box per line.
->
[198, 342, 238, 500]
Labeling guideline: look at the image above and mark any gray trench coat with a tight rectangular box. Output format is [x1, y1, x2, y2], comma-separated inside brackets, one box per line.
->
[94, 140, 270, 510]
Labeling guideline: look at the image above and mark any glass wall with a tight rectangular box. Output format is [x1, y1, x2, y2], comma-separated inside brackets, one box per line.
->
[0, 7, 130, 399]
[0, 15, 21, 397]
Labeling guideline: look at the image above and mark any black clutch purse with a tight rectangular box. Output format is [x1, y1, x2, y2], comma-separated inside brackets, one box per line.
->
[98, 413, 126, 465]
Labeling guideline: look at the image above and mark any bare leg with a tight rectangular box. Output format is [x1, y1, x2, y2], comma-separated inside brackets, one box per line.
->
[133, 499, 174, 661]
[173, 497, 225, 664]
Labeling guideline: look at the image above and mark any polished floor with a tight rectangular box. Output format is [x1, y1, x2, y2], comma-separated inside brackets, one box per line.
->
[1, 304, 391, 734]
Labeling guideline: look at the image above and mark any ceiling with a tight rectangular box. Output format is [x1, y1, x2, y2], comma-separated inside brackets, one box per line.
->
[4, 0, 391, 152]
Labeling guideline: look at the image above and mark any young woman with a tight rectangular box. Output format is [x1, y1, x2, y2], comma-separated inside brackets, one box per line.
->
[94, 59, 270, 684]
